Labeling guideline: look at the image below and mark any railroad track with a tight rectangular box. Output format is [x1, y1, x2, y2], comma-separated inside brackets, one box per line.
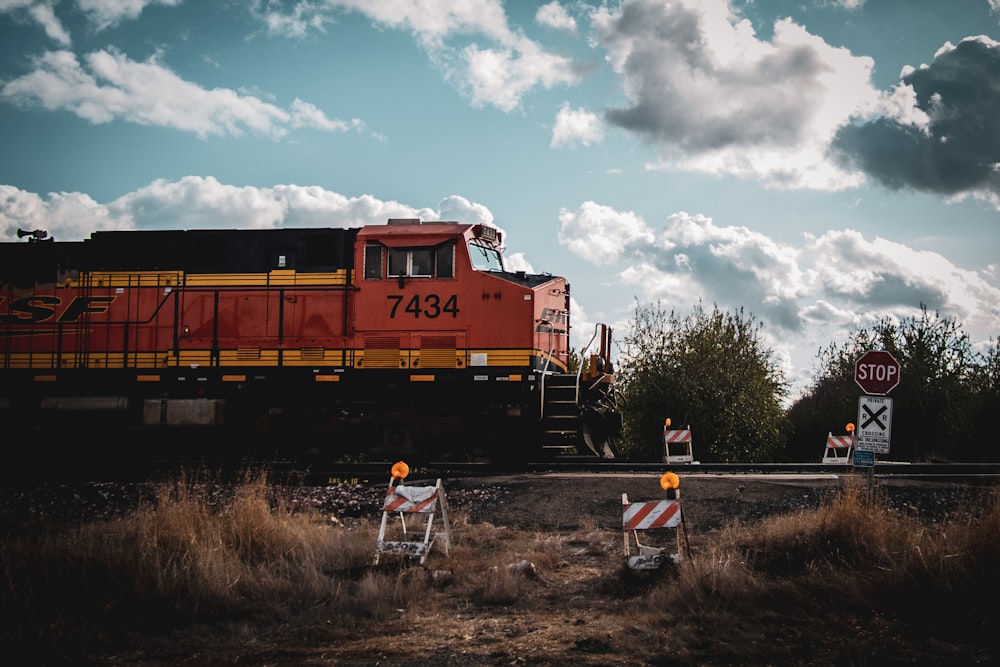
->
[15, 455, 1000, 485]
[293, 460, 1000, 486]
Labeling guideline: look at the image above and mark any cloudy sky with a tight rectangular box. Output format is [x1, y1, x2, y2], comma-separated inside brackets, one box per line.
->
[2, 0, 999, 404]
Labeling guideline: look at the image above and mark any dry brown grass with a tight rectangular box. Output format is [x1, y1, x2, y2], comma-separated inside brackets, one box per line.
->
[632, 477, 1000, 664]
[2, 472, 999, 665]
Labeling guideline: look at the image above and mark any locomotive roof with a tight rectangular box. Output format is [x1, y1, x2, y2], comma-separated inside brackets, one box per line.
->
[1, 226, 359, 281]
[357, 219, 500, 247]
[490, 270, 559, 288]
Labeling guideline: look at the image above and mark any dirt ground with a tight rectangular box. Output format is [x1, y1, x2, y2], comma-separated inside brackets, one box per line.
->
[85, 471, 994, 667]
[459, 471, 844, 535]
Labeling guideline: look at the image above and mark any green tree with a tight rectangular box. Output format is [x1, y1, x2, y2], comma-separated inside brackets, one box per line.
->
[566, 346, 581, 375]
[616, 300, 788, 462]
[787, 305, 990, 461]
[967, 339, 1000, 460]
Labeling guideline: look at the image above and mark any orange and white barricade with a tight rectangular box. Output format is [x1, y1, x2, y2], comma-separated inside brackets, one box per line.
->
[822, 432, 854, 464]
[373, 462, 451, 565]
[622, 472, 690, 569]
[663, 425, 695, 464]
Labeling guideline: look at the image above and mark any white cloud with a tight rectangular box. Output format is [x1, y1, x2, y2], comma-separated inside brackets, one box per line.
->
[0, 185, 132, 241]
[557, 201, 1000, 400]
[436, 194, 496, 228]
[557, 201, 655, 266]
[591, 0, 882, 190]
[324, 0, 512, 46]
[535, 2, 576, 34]
[289, 99, 363, 132]
[451, 33, 581, 112]
[256, 1, 331, 37]
[0, 49, 361, 139]
[0, 0, 70, 46]
[320, 0, 582, 112]
[75, 0, 182, 30]
[551, 103, 603, 148]
[0, 178, 444, 241]
[30, 1, 70, 46]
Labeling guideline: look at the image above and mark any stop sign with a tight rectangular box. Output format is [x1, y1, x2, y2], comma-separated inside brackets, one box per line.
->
[855, 350, 900, 395]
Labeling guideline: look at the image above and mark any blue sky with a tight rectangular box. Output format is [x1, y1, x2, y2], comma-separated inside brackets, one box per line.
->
[2, 0, 999, 404]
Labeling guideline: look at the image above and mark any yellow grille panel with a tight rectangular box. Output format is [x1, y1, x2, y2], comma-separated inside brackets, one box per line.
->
[419, 349, 456, 368]
[2, 347, 542, 370]
[363, 349, 401, 368]
[66, 271, 182, 288]
[64, 269, 350, 288]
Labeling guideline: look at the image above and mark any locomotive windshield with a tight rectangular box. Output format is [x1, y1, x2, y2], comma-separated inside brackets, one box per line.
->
[469, 240, 504, 271]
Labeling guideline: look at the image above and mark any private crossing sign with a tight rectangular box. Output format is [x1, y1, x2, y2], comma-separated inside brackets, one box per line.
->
[856, 395, 892, 453]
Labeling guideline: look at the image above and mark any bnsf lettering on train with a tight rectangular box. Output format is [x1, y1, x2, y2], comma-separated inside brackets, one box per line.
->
[536, 307, 567, 332]
[386, 294, 459, 318]
[0, 295, 116, 324]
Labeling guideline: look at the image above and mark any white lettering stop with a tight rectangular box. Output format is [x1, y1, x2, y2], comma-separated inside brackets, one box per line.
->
[857, 364, 898, 381]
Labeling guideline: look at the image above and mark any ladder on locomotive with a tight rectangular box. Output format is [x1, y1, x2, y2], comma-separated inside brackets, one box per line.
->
[539, 371, 583, 454]
[538, 322, 617, 458]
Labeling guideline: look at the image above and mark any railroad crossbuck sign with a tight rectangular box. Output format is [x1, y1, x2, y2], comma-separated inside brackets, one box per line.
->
[855, 350, 901, 395]
[855, 395, 893, 454]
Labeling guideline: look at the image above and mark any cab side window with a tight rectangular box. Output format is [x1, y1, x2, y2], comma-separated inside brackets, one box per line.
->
[409, 249, 433, 277]
[364, 244, 382, 279]
[384, 243, 455, 279]
[435, 244, 454, 278]
[387, 248, 408, 277]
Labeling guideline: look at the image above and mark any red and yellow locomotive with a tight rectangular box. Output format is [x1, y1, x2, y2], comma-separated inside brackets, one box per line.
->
[1, 219, 620, 464]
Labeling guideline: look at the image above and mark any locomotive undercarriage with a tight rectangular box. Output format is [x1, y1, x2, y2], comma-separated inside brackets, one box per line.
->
[3, 366, 619, 468]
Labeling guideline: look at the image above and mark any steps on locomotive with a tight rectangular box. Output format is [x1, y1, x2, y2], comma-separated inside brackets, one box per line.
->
[539, 373, 584, 453]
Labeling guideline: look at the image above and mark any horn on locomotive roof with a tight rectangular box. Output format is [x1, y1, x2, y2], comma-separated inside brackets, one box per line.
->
[16, 228, 49, 241]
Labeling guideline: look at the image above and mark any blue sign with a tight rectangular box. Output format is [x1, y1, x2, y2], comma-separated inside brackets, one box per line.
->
[853, 450, 875, 467]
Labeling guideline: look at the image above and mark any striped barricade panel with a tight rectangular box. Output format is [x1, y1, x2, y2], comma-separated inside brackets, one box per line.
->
[823, 433, 854, 463]
[382, 485, 439, 513]
[374, 478, 451, 565]
[623, 499, 682, 530]
[663, 429, 694, 463]
[827, 435, 853, 448]
[622, 493, 686, 570]
[663, 430, 691, 446]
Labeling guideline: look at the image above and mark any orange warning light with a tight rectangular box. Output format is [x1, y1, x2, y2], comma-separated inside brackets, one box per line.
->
[659, 471, 680, 491]
[391, 461, 410, 480]
[664, 417, 672, 427]
[846, 423, 855, 433]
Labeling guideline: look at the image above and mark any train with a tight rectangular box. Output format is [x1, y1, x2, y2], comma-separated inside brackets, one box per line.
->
[1, 219, 621, 465]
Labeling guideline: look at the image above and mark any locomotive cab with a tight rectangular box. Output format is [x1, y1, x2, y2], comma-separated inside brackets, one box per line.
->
[351, 219, 617, 460]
